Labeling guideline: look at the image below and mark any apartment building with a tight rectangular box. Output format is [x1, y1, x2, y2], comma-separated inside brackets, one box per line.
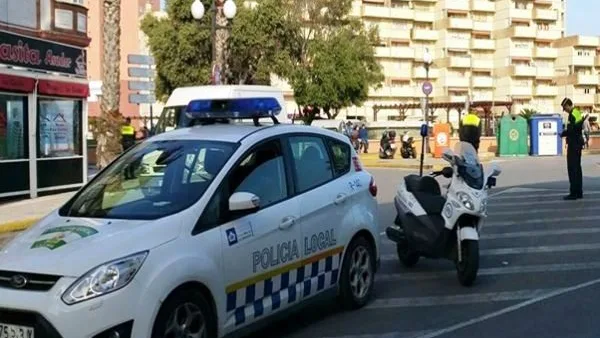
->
[553, 35, 600, 113]
[86, 0, 160, 119]
[0, 0, 91, 198]
[275, 0, 568, 122]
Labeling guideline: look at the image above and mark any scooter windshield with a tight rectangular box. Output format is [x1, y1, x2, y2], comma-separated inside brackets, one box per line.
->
[454, 142, 484, 190]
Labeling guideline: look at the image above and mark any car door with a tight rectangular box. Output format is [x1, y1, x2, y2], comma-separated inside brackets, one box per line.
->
[215, 138, 304, 333]
[285, 134, 354, 300]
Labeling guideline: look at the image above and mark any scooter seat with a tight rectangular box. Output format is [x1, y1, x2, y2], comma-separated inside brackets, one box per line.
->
[404, 175, 445, 215]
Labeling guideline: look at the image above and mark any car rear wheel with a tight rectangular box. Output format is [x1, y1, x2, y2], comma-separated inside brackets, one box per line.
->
[339, 236, 375, 310]
[151, 288, 216, 338]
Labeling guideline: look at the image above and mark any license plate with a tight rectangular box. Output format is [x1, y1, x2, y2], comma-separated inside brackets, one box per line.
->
[0, 324, 34, 338]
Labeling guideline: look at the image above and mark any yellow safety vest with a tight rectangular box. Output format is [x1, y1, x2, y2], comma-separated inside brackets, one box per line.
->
[121, 125, 135, 136]
[462, 114, 480, 127]
[571, 108, 583, 125]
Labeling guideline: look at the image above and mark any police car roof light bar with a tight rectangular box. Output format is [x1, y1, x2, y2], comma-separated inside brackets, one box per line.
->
[185, 97, 282, 127]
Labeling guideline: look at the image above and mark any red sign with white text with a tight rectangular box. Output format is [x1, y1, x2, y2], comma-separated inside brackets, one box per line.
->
[38, 80, 89, 98]
[0, 74, 35, 93]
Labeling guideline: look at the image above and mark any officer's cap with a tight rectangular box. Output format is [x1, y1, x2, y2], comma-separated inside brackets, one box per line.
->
[561, 98, 573, 108]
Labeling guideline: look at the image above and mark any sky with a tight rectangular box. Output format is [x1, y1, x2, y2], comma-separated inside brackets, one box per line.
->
[566, 1, 600, 36]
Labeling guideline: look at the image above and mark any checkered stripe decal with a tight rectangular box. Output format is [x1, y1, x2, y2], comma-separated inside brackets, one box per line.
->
[226, 251, 343, 326]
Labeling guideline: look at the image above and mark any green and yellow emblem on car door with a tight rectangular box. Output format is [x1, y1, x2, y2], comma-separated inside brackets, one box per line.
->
[30, 226, 99, 250]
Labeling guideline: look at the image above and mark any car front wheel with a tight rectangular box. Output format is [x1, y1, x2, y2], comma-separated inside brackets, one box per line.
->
[339, 236, 375, 309]
[151, 288, 215, 338]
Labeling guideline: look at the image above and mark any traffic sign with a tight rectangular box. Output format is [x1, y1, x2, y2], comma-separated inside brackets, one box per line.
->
[128, 81, 155, 91]
[127, 54, 155, 65]
[128, 93, 156, 104]
[422, 81, 433, 95]
[128, 67, 154, 78]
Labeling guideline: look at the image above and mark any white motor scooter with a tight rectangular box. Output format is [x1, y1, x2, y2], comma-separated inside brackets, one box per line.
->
[385, 142, 501, 286]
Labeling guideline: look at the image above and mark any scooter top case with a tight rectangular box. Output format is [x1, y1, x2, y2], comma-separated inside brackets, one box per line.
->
[393, 174, 453, 258]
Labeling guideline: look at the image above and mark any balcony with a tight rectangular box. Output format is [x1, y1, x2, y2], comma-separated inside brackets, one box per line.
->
[534, 8, 558, 21]
[413, 67, 440, 79]
[534, 85, 558, 96]
[439, 56, 472, 68]
[471, 38, 495, 50]
[576, 74, 598, 85]
[369, 87, 393, 97]
[509, 8, 533, 21]
[378, 28, 411, 41]
[471, 76, 494, 88]
[390, 87, 417, 98]
[534, 47, 558, 58]
[537, 67, 555, 78]
[571, 55, 595, 67]
[511, 65, 537, 77]
[444, 37, 471, 50]
[510, 86, 533, 97]
[439, 0, 470, 11]
[412, 29, 438, 41]
[510, 47, 533, 58]
[361, 5, 389, 18]
[596, 93, 600, 104]
[441, 76, 470, 88]
[534, 0, 553, 4]
[572, 94, 595, 106]
[536, 30, 561, 41]
[390, 7, 415, 20]
[472, 59, 493, 69]
[414, 11, 435, 22]
[470, 0, 495, 12]
[446, 18, 473, 30]
[472, 21, 493, 31]
[596, 55, 600, 67]
[508, 26, 537, 39]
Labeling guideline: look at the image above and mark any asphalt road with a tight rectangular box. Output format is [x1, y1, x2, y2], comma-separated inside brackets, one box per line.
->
[249, 154, 600, 338]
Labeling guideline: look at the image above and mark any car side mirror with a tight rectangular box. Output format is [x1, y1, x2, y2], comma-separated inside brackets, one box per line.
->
[229, 192, 260, 213]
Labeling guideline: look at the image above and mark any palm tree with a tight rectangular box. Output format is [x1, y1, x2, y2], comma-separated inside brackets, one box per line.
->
[519, 108, 538, 122]
[97, 0, 123, 169]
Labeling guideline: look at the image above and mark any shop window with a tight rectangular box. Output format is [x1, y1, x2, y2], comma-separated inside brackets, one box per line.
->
[0, 94, 28, 161]
[37, 98, 82, 158]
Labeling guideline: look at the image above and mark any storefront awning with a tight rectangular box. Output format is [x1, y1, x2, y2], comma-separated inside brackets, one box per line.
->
[0, 74, 35, 93]
[38, 80, 89, 98]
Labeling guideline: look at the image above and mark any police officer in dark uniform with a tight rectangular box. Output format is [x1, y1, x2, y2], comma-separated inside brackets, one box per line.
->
[459, 110, 482, 151]
[561, 98, 584, 200]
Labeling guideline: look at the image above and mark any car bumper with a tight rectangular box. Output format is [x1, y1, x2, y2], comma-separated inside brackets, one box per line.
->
[0, 277, 151, 338]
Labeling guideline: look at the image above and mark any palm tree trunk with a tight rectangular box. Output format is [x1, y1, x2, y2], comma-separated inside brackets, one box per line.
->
[97, 0, 123, 169]
[215, 4, 229, 84]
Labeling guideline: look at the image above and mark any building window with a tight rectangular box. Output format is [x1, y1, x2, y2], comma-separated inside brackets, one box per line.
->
[37, 98, 82, 158]
[0, 94, 28, 161]
[55, 8, 74, 30]
[77, 13, 87, 33]
[584, 88, 591, 94]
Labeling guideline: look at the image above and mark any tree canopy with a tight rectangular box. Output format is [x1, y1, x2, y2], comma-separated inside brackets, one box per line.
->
[142, 0, 384, 123]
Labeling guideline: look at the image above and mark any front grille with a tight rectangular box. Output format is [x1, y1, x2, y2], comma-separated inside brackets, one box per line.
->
[0, 270, 61, 291]
[0, 308, 62, 338]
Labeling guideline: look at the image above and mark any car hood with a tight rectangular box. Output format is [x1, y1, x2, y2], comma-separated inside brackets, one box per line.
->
[0, 212, 181, 277]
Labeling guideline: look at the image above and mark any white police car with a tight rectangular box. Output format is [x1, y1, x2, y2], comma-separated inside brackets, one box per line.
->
[0, 98, 380, 338]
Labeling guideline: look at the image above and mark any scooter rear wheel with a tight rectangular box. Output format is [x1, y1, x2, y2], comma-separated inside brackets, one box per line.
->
[456, 240, 479, 287]
[396, 243, 419, 268]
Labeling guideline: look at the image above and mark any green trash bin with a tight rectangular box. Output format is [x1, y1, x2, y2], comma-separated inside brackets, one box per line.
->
[497, 115, 528, 156]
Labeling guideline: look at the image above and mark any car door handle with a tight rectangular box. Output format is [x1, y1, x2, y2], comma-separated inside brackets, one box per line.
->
[334, 193, 348, 205]
[279, 216, 296, 230]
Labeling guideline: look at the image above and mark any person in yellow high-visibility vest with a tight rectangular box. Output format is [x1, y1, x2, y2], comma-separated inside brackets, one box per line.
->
[121, 117, 136, 152]
[560, 98, 584, 200]
[459, 111, 482, 152]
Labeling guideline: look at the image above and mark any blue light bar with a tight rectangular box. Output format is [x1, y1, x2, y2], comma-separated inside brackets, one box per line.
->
[185, 97, 282, 120]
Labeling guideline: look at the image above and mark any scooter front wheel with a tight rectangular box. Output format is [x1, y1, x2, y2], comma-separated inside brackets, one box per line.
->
[456, 240, 479, 287]
[397, 242, 419, 268]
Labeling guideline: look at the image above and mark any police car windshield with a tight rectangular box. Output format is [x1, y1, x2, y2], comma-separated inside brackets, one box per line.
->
[60, 139, 237, 220]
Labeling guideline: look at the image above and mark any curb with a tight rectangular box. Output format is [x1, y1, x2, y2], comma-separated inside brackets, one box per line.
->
[0, 218, 40, 234]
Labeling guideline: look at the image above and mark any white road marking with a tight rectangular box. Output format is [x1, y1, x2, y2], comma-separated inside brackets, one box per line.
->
[379, 243, 600, 261]
[485, 214, 600, 227]
[322, 330, 435, 338]
[490, 190, 600, 201]
[415, 277, 600, 338]
[488, 206, 592, 216]
[366, 289, 553, 309]
[375, 261, 600, 282]
[490, 197, 600, 208]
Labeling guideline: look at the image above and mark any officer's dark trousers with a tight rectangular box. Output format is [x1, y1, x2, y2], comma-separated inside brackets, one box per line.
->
[567, 145, 583, 196]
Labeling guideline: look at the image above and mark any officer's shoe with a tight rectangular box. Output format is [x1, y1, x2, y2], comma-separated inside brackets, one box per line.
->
[563, 194, 579, 200]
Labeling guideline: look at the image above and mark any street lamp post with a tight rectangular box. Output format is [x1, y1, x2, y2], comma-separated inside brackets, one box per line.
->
[423, 48, 433, 121]
[419, 48, 433, 176]
[191, 0, 237, 85]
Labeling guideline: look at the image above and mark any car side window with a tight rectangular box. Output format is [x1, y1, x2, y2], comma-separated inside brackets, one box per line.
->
[288, 136, 333, 192]
[229, 139, 288, 209]
[327, 138, 351, 177]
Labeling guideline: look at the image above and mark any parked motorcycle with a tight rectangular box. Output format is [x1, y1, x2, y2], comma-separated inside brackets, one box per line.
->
[385, 141, 501, 286]
[400, 134, 416, 159]
[379, 130, 397, 159]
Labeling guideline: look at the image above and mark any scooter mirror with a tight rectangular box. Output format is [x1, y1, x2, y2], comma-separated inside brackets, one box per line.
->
[442, 149, 454, 163]
[420, 124, 428, 137]
[491, 163, 502, 177]
[441, 166, 453, 178]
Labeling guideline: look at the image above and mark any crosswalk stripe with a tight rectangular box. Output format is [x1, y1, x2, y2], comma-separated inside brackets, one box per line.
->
[490, 197, 600, 208]
[490, 190, 600, 201]
[379, 243, 600, 262]
[365, 289, 554, 309]
[375, 261, 600, 282]
[488, 206, 591, 216]
[485, 214, 600, 227]
[322, 330, 435, 338]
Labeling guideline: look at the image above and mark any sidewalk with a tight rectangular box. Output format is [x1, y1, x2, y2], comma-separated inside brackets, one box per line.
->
[358, 152, 495, 170]
[0, 192, 75, 234]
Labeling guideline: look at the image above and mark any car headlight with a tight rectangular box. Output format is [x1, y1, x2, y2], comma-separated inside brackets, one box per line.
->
[62, 251, 148, 305]
[457, 192, 475, 211]
[479, 198, 488, 213]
